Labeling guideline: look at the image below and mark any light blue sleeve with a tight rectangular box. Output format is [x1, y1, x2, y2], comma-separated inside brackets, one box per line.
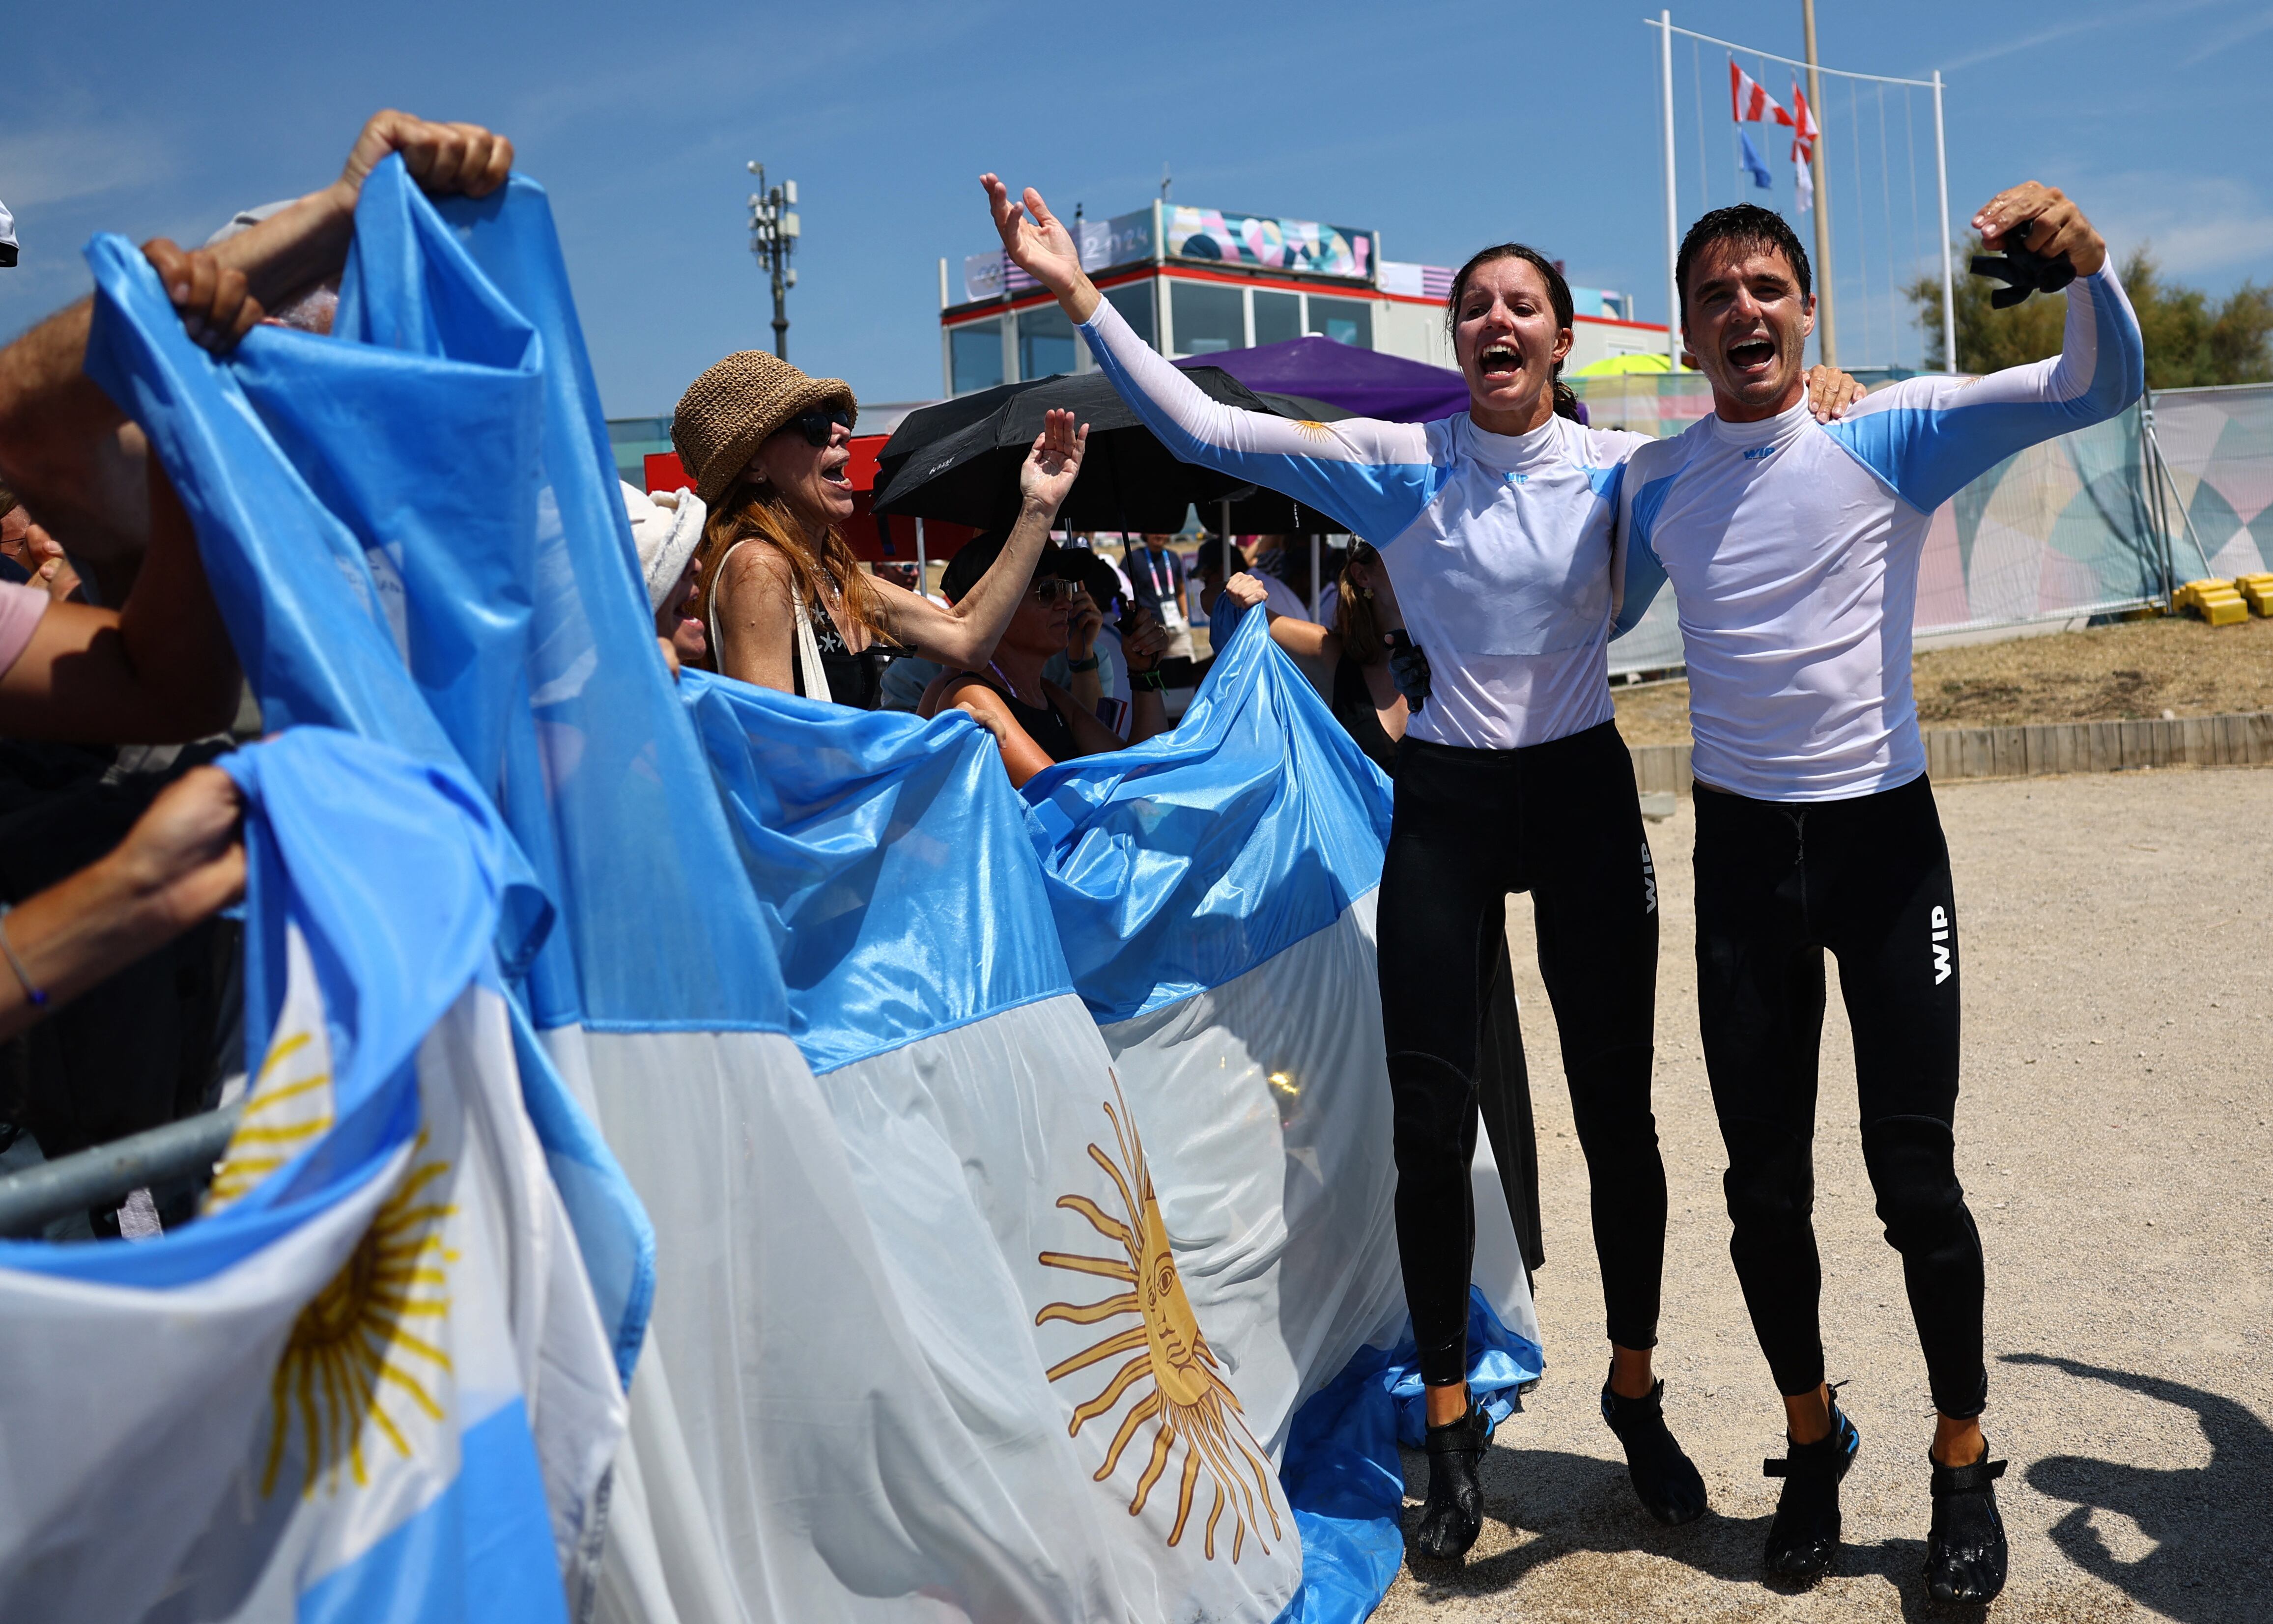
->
[1823, 268, 2146, 513]
[1610, 455, 1676, 640]
[1080, 299, 1442, 544]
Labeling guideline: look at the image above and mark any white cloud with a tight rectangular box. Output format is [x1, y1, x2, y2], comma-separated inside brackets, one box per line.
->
[2086, 172, 2273, 281]
[0, 124, 177, 210]
[1938, 0, 2235, 73]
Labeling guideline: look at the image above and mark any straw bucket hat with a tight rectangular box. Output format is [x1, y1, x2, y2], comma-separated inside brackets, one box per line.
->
[671, 350, 857, 506]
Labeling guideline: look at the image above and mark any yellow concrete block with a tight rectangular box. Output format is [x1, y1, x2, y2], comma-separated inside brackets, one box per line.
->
[2198, 594, 2249, 627]
[2237, 574, 2273, 616]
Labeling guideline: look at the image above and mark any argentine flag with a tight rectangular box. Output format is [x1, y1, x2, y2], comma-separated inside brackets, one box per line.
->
[1032, 606, 1546, 1621]
[0, 729, 614, 1622]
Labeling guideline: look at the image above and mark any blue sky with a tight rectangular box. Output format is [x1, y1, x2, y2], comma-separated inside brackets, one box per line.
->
[4, 1, 2268, 415]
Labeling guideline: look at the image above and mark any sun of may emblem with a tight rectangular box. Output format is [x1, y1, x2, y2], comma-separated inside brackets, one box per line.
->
[263, 1130, 458, 1499]
[1036, 1077, 1282, 1561]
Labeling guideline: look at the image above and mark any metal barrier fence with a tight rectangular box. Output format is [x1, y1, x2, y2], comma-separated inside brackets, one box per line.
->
[1575, 374, 2273, 677]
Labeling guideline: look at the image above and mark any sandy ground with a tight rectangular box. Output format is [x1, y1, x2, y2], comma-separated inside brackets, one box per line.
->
[1613, 616, 2273, 747]
[1374, 763, 2273, 1622]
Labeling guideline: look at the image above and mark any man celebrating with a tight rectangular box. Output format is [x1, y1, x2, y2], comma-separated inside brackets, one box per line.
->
[1613, 184, 2142, 1602]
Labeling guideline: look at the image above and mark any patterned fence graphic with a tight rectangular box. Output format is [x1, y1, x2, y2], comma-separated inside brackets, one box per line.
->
[1579, 373, 2273, 676]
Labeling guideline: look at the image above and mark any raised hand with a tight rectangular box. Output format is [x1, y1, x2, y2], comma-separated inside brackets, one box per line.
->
[338, 110, 514, 204]
[1802, 364, 1868, 422]
[142, 238, 266, 353]
[1222, 572, 1271, 612]
[1018, 406, 1088, 512]
[983, 174, 1088, 305]
[1972, 182, 2105, 278]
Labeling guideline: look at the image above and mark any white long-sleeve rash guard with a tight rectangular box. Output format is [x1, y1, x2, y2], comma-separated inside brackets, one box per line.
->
[1079, 297, 1651, 750]
[1613, 268, 2145, 802]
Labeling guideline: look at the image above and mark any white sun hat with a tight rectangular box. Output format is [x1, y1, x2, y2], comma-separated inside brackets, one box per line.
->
[621, 481, 707, 611]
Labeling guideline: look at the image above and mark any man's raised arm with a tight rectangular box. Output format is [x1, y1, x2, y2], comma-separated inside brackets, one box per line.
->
[0, 112, 512, 575]
[1830, 181, 2144, 515]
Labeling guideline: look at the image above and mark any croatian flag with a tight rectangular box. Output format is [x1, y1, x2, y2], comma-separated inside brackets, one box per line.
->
[0, 728, 612, 1623]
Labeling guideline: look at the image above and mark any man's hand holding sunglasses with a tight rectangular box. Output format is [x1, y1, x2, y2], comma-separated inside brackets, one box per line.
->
[1017, 408, 1088, 516]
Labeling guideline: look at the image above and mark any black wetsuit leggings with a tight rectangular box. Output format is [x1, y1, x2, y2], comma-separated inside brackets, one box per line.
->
[1693, 774, 1987, 1420]
[1377, 724, 1664, 1390]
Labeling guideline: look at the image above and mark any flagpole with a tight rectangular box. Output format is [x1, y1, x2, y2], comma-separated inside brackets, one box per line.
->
[1933, 70, 1958, 374]
[1801, 0, 1836, 366]
[1661, 10, 1681, 367]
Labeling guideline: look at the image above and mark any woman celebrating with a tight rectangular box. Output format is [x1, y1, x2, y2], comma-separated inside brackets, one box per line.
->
[984, 173, 1861, 1562]
[671, 349, 1087, 705]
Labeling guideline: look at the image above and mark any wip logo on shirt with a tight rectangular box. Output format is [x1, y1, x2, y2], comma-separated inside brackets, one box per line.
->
[1930, 905, 1953, 985]
[1742, 445, 1778, 461]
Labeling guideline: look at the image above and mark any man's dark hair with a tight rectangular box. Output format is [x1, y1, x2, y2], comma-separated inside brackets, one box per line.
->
[1675, 204, 1812, 327]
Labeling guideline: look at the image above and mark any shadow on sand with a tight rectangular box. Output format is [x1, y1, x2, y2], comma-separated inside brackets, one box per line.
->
[1390, 1360, 2271, 1619]
[1392, 1443, 1953, 1619]
[2002, 1351, 2273, 1623]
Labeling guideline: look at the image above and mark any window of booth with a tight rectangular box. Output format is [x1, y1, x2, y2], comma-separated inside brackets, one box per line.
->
[1018, 302, 1077, 379]
[1103, 282, 1155, 348]
[1172, 280, 1244, 354]
[1307, 295, 1373, 348]
[951, 319, 1004, 393]
[1253, 289, 1302, 346]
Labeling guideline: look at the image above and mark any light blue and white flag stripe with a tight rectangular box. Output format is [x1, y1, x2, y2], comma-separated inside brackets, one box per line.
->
[0, 729, 599, 1623]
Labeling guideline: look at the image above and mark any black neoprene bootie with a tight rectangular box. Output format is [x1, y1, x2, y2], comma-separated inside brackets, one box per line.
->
[1412, 1400, 1493, 1561]
[1924, 1445, 2009, 1603]
[1600, 1369, 1709, 1525]
[1762, 1402, 1860, 1581]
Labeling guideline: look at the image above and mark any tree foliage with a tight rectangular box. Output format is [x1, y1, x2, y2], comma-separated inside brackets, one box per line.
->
[1905, 239, 2273, 387]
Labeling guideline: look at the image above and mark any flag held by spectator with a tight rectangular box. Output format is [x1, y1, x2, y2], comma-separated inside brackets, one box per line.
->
[0, 728, 620, 1623]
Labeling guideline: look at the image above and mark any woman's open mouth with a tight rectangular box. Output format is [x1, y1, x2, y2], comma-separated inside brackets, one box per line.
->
[821, 461, 852, 488]
[1478, 341, 1522, 380]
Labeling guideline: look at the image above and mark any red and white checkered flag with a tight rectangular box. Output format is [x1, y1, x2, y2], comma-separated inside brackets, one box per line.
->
[1730, 61, 1794, 126]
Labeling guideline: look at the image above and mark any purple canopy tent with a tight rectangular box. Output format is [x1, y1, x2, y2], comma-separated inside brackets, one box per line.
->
[1173, 335, 1467, 424]
[1172, 334, 1587, 426]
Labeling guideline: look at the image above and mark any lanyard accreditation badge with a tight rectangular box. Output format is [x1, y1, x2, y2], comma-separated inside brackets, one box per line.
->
[1141, 547, 1188, 632]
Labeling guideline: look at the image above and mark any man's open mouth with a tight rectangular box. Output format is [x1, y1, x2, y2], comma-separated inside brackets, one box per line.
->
[1727, 336, 1776, 373]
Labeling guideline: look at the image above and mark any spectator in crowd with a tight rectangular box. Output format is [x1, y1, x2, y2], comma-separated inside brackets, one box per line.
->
[624, 483, 708, 675]
[1044, 550, 1133, 736]
[1221, 540, 1403, 774]
[674, 345, 1089, 708]
[0, 110, 512, 1233]
[0, 763, 242, 1046]
[1121, 532, 1195, 659]
[918, 531, 1170, 786]
[0, 487, 81, 603]
[0, 111, 513, 601]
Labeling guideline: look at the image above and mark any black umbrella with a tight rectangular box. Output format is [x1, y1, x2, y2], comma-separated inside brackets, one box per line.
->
[873, 369, 1356, 536]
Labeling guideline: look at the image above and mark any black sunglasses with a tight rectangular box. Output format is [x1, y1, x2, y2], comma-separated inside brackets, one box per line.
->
[789, 406, 853, 447]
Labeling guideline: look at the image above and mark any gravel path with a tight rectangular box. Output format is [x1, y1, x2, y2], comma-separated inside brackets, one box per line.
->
[1374, 764, 2273, 1622]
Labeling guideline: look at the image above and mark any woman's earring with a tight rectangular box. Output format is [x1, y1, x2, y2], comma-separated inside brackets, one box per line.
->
[1361, 586, 1375, 600]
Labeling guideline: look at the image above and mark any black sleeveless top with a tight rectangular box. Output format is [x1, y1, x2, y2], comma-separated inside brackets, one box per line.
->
[982, 675, 1082, 764]
[791, 594, 890, 712]
[1331, 655, 1401, 779]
